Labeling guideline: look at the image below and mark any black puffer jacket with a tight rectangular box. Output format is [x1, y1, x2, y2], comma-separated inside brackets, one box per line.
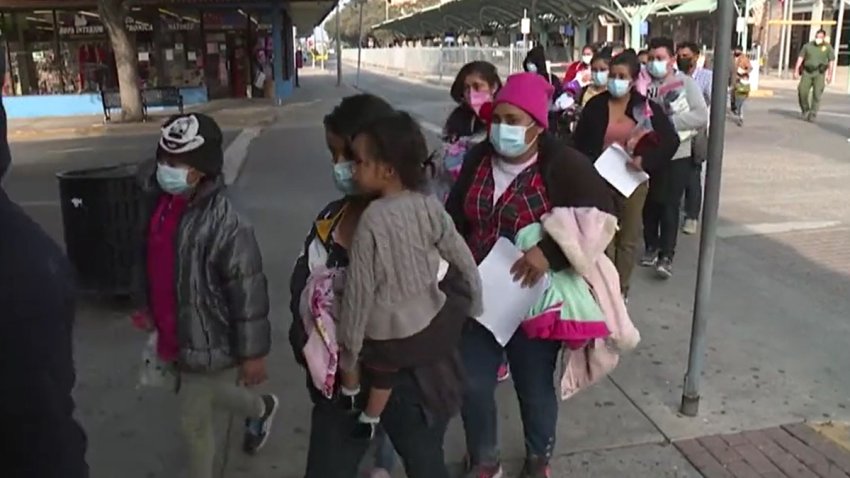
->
[132, 160, 270, 372]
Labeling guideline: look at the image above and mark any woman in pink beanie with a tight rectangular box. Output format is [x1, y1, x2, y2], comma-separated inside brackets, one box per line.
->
[445, 72, 614, 478]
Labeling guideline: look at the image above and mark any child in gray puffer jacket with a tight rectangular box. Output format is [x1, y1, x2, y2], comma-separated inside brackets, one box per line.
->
[132, 113, 277, 478]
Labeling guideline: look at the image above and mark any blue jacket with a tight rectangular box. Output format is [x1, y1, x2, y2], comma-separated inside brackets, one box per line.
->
[0, 188, 89, 477]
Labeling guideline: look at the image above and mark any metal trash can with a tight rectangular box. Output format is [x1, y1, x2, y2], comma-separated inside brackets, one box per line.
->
[56, 163, 143, 296]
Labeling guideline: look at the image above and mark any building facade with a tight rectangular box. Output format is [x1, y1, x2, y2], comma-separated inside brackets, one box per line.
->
[0, 0, 330, 117]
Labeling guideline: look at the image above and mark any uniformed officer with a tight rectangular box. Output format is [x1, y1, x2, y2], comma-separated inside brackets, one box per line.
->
[794, 29, 835, 122]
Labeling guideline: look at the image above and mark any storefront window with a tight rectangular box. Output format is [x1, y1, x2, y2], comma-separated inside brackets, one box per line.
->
[55, 9, 114, 93]
[157, 7, 204, 88]
[4, 11, 67, 95]
[1, 6, 282, 99]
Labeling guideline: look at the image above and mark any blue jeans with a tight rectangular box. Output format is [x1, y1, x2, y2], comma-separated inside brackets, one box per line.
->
[460, 320, 561, 466]
[734, 95, 747, 118]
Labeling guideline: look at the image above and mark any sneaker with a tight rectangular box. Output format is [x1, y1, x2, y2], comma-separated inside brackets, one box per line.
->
[521, 456, 551, 478]
[735, 115, 744, 127]
[497, 363, 511, 383]
[655, 257, 674, 280]
[682, 219, 698, 235]
[640, 248, 658, 267]
[243, 394, 279, 454]
[465, 464, 503, 478]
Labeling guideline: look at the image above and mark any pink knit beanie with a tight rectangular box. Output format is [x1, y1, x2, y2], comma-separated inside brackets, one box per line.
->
[492, 72, 555, 129]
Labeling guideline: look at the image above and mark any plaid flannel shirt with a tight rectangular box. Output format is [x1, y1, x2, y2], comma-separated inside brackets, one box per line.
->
[463, 156, 551, 263]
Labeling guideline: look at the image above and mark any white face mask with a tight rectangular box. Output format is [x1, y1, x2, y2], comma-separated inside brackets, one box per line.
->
[815, 38, 824, 45]
[581, 54, 593, 65]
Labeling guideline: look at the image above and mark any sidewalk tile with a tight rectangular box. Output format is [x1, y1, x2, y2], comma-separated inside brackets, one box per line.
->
[678, 425, 850, 478]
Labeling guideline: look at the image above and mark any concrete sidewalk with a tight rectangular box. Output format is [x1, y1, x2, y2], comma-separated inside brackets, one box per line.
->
[7, 96, 281, 143]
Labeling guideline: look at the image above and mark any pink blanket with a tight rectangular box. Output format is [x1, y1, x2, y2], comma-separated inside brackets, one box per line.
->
[542, 207, 641, 400]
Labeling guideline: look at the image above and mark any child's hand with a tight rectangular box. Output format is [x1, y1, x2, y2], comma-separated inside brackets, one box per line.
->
[131, 309, 154, 331]
[240, 358, 268, 386]
[511, 246, 550, 288]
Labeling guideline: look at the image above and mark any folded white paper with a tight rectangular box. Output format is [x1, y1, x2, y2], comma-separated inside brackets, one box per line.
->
[476, 238, 550, 346]
[594, 144, 650, 198]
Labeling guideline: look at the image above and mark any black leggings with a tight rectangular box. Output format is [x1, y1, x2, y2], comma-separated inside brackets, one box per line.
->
[303, 372, 450, 478]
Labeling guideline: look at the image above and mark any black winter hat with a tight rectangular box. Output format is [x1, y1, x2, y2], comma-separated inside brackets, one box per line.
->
[156, 113, 223, 176]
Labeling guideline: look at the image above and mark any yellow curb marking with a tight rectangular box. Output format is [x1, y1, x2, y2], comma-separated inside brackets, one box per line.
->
[810, 421, 850, 452]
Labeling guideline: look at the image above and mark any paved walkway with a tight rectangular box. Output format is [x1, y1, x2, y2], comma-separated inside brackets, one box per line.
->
[7, 97, 281, 142]
[15, 68, 850, 477]
[677, 424, 850, 478]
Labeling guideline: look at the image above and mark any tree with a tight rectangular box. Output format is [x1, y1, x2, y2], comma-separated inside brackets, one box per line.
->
[325, 0, 441, 45]
[98, 0, 144, 122]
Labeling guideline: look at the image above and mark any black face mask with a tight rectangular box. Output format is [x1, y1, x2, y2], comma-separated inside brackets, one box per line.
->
[734, 51, 742, 57]
[676, 57, 693, 72]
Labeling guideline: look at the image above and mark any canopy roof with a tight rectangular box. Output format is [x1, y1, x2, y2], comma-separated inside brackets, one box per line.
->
[373, 0, 691, 37]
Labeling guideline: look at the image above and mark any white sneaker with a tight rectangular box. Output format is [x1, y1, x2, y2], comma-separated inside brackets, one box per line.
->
[682, 219, 698, 235]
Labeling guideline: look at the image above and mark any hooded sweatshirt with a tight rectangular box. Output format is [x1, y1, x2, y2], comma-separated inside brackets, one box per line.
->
[645, 71, 708, 160]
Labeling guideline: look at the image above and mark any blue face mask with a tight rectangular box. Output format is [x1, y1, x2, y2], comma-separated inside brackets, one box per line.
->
[648, 60, 669, 79]
[607, 78, 631, 98]
[490, 123, 534, 158]
[333, 160, 356, 195]
[156, 163, 192, 195]
[591, 71, 609, 87]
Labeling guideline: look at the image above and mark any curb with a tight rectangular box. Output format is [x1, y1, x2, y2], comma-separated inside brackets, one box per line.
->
[810, 422, 850, 453]
[749, 88, 775, 98]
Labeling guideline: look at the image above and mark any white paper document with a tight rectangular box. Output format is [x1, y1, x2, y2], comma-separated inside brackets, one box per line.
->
[594, 144, 650, 198]
[476, 238, 550, 346]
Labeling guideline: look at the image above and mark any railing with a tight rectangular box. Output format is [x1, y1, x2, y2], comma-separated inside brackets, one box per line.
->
[341, 46, 530, 83]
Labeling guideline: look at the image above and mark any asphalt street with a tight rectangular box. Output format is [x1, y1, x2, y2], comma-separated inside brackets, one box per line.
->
[5, 131, 238, 242]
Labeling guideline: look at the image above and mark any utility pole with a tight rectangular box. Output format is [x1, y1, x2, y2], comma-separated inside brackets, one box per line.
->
[742, 0, 751, 50]
[356, 0, 364, 88]
[335, 0, 342, 86]
[680, 0, 735, 418]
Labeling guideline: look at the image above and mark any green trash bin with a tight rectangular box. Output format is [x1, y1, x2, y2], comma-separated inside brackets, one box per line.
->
[56, 163, 144, 296]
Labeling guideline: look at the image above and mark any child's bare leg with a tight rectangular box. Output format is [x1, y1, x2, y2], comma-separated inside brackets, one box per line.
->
[364, 386, 392, 419]
[340, 366, 361, 392]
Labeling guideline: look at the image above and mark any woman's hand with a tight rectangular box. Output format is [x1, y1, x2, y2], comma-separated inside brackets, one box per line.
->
[510, 246, 549, 288]
[240, 357, 268, 386]
[627, 156, 644, 172]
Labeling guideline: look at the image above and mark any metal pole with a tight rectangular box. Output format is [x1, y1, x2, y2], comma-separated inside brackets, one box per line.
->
[836, 0, 846, 87]
[765, 0, 772, 75]
[680, 0, 735, 418]
[784, 0, 795, 77]
[778, 0, 786, 77]
[742, 0, 751, 50]
[356, 1, 364, 88]
[336, 0, 342, 87]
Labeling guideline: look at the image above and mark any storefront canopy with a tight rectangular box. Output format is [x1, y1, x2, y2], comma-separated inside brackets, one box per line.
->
[288, 0, 336, 34]
[0, 0, 334, 33]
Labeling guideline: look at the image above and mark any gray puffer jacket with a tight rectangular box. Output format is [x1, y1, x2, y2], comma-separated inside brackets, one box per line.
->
[132, 160, 270, 372]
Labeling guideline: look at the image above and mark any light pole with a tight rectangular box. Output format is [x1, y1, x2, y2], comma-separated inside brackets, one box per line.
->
[335, 0, 342, 86]
[680, 0, 735, 418]
[356, 0, 364, 88]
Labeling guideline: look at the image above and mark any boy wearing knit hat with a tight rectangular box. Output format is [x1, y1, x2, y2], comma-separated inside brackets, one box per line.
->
[132, 113, 277, 478]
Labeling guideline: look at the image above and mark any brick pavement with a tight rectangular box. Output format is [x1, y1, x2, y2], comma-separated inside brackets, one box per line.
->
[676, 424, 850, 477]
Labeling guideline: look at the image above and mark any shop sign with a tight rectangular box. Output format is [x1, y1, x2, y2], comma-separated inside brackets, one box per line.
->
[59, 14, 152, 36]
[166, 21, 198, 32]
